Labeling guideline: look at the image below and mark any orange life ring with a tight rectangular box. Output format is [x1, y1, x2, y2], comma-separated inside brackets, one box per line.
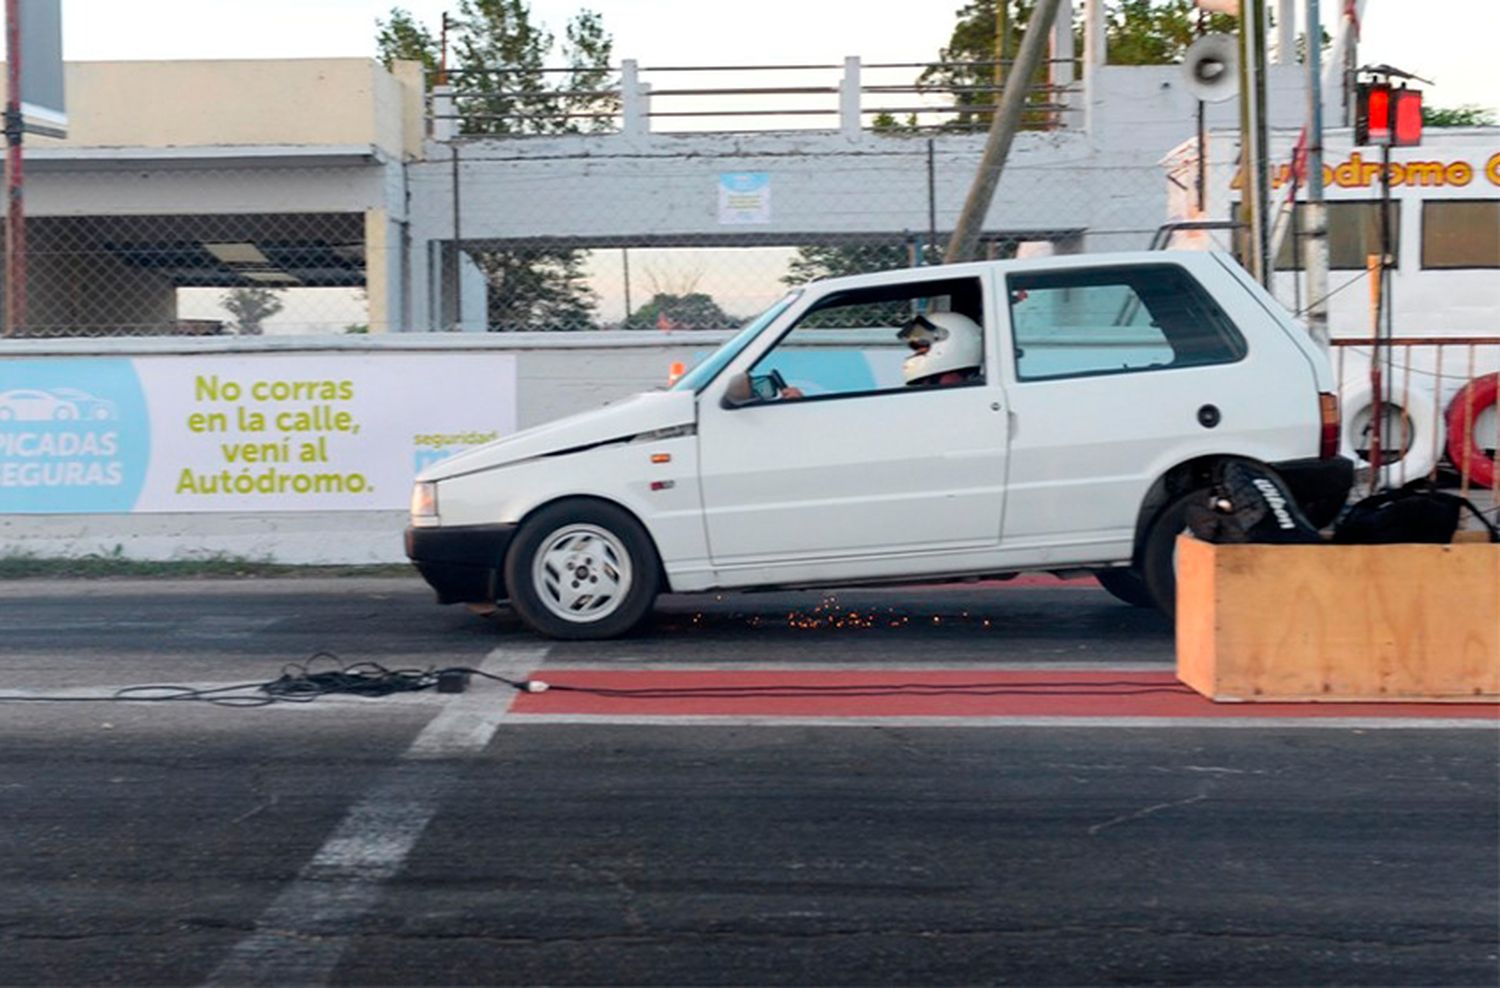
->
[1444, 372, 1498, 488]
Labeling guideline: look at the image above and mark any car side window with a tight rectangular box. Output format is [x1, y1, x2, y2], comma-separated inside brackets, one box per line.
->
[1007, 264, 1247, 382]
[747, 276, 986, 401]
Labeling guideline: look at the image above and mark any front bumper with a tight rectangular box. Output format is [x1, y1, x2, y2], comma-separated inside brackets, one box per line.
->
[404, 523, 517, 604]
[1270, 455, 1356, 528]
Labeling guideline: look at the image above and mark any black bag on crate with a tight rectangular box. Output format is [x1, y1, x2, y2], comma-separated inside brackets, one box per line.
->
[1331, 482, 1500, 545]
[1185, 460, 1323, 545]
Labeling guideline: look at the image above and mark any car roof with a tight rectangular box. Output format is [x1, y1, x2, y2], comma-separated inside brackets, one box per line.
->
[803, 250, 1225, 293]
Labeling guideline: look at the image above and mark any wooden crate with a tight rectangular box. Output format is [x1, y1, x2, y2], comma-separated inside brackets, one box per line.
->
[1176, 536, 1500, 702]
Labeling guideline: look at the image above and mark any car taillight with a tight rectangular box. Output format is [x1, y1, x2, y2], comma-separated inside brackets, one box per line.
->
[1318, 392, 1340, 459]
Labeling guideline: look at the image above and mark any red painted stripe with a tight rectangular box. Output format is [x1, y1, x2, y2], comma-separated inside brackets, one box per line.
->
[511, 669, 1500, 719]
[900, 575, 1098, 589]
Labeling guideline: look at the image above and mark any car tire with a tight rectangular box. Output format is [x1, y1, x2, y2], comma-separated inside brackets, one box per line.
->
[1141, 487, 1211, 618]
[1093, 567, 1156, 608]
[504, 499, 660, 641]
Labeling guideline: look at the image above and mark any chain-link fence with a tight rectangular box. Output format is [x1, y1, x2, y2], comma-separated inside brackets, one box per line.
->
[6, 57, 1486, 346]
[0, 152, 1188, 339]
[7, 205, 371, 338]
[3, 55, 1181, 340]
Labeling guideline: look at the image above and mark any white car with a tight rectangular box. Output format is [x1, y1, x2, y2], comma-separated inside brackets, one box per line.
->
[407, 251, 1352, 639]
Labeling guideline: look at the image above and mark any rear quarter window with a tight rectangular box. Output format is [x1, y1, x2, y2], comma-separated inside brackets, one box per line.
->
[1006, 263, 1247, 382]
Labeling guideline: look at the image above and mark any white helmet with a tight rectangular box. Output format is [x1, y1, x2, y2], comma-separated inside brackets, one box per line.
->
[898, 312, 983, 386]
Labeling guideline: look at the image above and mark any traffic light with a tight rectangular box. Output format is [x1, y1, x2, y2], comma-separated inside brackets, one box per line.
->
[1356, 82, 1423, 147]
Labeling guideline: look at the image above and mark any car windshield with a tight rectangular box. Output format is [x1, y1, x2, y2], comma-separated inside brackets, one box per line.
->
[670, 292, 801, 393]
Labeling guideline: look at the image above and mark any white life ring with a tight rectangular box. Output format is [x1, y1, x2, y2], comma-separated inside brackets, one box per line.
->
[1339, 380, 1443, 483]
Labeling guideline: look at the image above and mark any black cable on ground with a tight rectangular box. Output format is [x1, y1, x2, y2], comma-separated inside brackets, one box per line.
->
[0, 652, 530, 707]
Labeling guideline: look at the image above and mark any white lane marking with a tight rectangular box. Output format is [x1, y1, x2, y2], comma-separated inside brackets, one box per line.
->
[173, 616, 282, 640]
[505, 713, 1500, 730]
[204, 645, 547, 987]
[0, 683, 252, 701]
[405, 647, 547, 758]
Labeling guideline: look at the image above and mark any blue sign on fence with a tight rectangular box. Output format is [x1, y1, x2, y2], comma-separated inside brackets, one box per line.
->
[0, 359, 149, 512]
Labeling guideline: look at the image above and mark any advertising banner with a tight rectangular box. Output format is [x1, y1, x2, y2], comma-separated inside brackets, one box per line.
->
[0, 353, 517, 513]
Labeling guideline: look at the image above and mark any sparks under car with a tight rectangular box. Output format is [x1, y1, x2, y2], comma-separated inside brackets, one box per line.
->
[406, 251, 1352, 639]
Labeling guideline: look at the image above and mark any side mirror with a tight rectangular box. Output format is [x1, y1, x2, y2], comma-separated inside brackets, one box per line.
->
[720, 371, 755, 409]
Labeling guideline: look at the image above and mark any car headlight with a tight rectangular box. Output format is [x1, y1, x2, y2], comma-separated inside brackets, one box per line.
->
[410, 481, 440, 527]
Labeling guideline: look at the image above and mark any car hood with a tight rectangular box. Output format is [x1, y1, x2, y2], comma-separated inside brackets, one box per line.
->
[416, 389, 698, 480]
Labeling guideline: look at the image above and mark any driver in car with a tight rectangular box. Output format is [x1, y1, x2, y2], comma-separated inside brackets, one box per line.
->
[772, 311, 983, 399]
[897, 312, 983, 388]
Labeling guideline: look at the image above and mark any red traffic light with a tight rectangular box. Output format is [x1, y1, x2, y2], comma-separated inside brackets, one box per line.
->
[1356, 82, 1423, 147]
[1392, 88, 1423, 146]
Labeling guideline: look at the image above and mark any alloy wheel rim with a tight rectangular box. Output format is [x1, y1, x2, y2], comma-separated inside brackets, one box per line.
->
[532, 524, 632, 623]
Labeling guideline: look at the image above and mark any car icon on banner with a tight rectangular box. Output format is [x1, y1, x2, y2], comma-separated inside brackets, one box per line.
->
[0, 389, 77, 421]
[0, 387, 117, 422]
[50, 388, 119, 420]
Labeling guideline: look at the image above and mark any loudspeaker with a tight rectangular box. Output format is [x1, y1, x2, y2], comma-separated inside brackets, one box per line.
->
[1182, 33, 1239, 103]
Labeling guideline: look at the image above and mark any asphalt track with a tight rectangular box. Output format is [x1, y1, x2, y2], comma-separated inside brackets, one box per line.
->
[0, 574, 1496, 986]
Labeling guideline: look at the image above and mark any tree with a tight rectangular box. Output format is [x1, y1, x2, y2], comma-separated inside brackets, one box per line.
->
[1104, 0, 1235, 66]
[782, 242, 918, 286]
[917, 0, 1044, 132]
[481, 248, 597, 331]
[917, 1, 1237, 130]
[623, 292, 737, 331]
[377, 1, 615, 136]
[376, 2, 613, 330]
[780, 242, 927, 329]
[221, 287, 284, 336]
[453, 1, 614, 134]
[1422, 104, 1496, 128]
[375, 8, 439, 76]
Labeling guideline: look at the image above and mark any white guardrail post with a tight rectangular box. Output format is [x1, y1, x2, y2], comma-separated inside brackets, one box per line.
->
[621, 59, 650, 137]
[431, 86, 457, 142]
[840, 56, 862, 138]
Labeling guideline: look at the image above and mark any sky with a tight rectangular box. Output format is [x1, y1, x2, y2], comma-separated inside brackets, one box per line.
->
[56, 0, 1500, 113]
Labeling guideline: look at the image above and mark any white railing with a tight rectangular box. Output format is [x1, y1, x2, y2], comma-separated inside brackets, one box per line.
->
[428, 56, 1084, 139]
[1331, 337, 1500, 501]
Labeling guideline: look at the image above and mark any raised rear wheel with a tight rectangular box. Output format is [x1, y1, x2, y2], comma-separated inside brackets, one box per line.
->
[1141, 487, 1210, 617]
[1094, 567, 1155, 608]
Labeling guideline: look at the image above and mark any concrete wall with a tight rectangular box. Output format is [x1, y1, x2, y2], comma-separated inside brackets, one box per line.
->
[0, 333, 727, 564]
[5, 59, 424, 159]
[24, 158, 392, 217]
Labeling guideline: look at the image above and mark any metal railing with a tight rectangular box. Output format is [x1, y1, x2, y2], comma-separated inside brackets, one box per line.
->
[1330, 337, 1500, 506]
[429, 57, 1084, 138]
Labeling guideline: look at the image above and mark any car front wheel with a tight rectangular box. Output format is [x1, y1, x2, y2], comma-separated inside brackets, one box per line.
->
[504, 499, 660, 640]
